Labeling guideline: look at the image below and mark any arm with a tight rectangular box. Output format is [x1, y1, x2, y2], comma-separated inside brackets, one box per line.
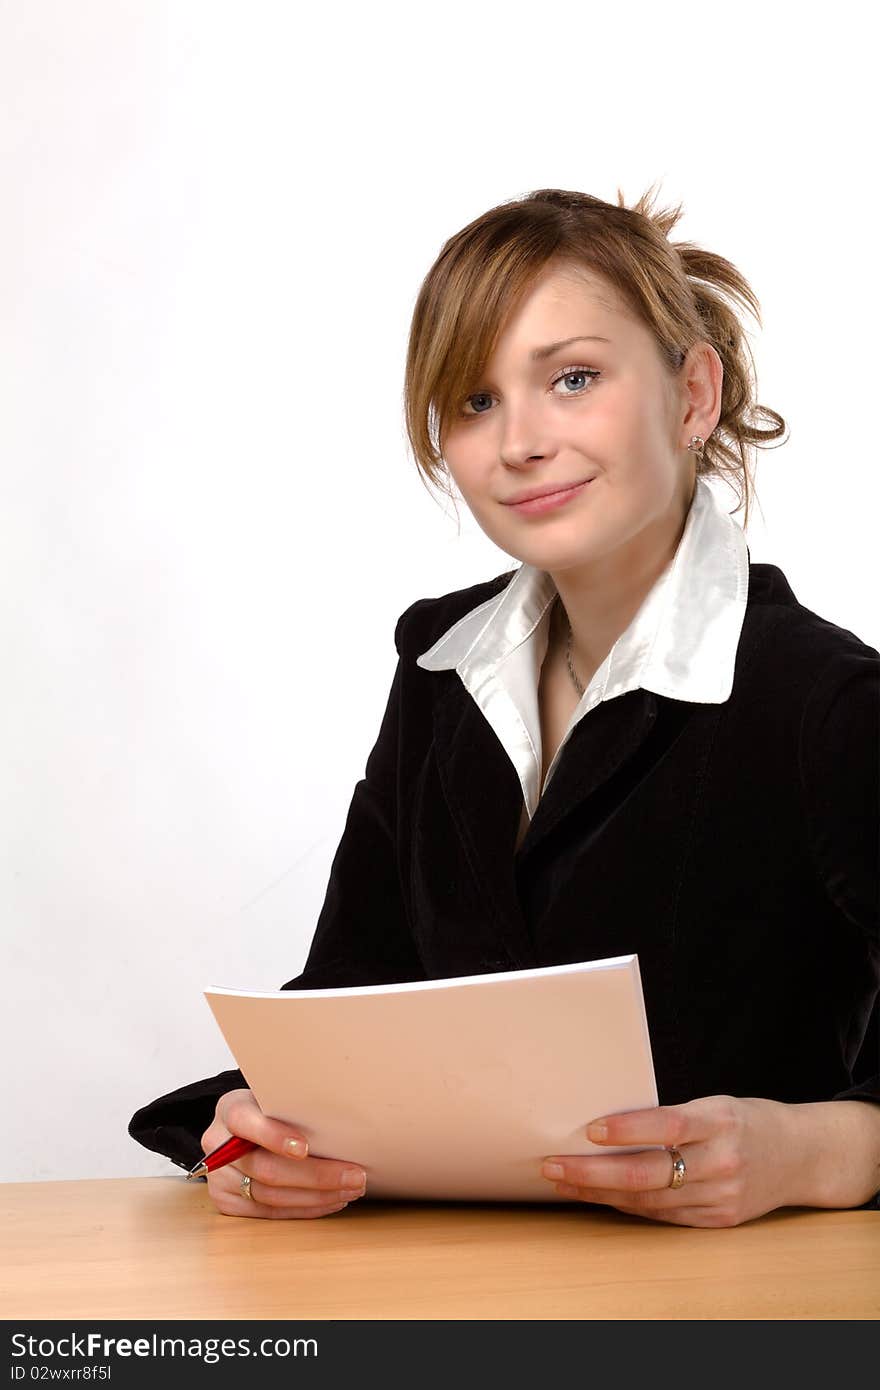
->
[540, 640, 880, 1225]
[784, 1098, 880, 1209]
[129, 608, 424, 1169]
[798, 639, 880, 1209]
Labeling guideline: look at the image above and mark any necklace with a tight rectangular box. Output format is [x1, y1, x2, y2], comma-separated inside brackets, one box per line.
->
[556, 595, 585, 697]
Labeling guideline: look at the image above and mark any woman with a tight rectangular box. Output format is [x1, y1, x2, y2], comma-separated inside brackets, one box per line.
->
[129, 183, 880, 1226]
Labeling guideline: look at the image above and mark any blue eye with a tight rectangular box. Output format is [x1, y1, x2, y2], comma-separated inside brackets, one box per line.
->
[460, 366, 601, 417]
[552, 368, 601, 395]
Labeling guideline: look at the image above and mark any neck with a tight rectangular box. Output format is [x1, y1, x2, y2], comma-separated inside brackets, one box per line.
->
[552, 472, 696, 681]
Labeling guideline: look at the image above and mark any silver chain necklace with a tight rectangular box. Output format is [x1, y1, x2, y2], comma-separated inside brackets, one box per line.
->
[556, 594, 585, 697]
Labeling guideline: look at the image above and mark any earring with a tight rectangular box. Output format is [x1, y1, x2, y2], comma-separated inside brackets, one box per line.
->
[686, 435, 706, 458]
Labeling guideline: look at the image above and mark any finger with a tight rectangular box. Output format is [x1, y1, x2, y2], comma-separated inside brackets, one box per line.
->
[216, 1089, 311, 1160]
[220, 1164, 366, 1209]
[212, 1186, 353, 1220]
[553, 1181, 740, 1228]
[232, 1148, 368, 1197]
[582, 1095, 737, 1149]
[208, 1164, 361, 1215]
[554, 1177, 724, 1210]
[250, 1201, 353, 1221]
[543, 1140, 711, 1193]
[198, 1092, 307, 1161]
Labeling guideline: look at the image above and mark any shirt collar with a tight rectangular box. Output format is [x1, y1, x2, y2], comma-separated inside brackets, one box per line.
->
[415, 474, 750, 706]
[416, 477, 749, 817]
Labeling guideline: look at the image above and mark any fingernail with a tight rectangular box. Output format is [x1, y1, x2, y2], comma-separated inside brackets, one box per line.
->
[284, 1137, 308, 1157]
[342, 1168, 367, 1190]
[543, 1162, 565, 1179]
[586, 1122, 608, 1141]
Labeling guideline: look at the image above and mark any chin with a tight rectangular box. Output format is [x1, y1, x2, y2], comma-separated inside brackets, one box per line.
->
[502, 525, 602, 565]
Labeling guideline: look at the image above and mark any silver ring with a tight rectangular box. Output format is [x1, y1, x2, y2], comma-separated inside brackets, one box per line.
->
[239, 1172, 254, 1201]
[667, 1146, 687, 1189]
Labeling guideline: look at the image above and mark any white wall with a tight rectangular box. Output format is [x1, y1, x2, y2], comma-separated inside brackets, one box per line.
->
[2, 0, 875, 1182]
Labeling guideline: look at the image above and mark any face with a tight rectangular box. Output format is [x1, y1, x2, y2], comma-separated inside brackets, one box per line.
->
[440, 262, 712, 588]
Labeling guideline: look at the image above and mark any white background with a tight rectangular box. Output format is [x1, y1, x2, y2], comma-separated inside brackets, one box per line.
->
[2, 1, 876, 1181]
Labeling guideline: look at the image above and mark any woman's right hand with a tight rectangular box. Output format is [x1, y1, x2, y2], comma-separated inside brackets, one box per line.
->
[200, 1088, 368, 1218]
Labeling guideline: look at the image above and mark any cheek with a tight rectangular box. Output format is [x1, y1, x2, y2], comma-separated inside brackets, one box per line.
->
[590, 396, 673, 482]
[591, 378, 660, 435]
[443, 446, 489, 503]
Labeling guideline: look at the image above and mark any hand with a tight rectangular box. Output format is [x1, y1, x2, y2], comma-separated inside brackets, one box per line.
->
[541, 1094, 804, 1228]
[200, 1088, 368, 1219]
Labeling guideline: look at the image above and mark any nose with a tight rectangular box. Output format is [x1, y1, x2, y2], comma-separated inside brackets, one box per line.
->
[497, 397, 557, 469]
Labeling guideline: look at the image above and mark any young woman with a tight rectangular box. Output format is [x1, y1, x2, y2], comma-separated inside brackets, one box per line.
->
[130, 184, 880, 1226]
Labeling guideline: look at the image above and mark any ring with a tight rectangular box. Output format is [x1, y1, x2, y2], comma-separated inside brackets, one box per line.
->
[239, 1172, 254, 1201]
[667, 1146, 687, 1189]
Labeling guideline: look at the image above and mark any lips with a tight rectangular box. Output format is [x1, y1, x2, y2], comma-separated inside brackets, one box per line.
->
[504, 479, 594, 505]
[504, 478, 594, 517]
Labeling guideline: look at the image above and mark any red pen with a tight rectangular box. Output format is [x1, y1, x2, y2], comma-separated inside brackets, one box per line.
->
[186, 1134, 257, 1181]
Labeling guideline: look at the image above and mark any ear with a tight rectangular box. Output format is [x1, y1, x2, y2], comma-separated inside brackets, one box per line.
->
[677, 340, 723, 444]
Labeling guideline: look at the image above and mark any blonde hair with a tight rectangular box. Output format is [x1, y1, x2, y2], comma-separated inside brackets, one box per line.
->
[403, 181, 787, 530]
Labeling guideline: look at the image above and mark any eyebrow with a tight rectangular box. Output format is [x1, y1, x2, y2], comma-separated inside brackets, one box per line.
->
[530, 335, 611, 361]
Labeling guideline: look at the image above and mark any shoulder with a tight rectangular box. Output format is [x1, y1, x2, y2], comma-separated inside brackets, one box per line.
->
[392, 567, 519, 657]
[743, 561, 879, 684]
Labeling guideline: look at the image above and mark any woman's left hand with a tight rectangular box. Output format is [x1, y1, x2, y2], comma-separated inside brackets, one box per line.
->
[542, 1094, 806, 1227]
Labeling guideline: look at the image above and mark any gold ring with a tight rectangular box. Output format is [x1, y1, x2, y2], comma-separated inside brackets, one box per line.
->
[667, 1147, 687, 1189]
[239, 1172, 254, 1201]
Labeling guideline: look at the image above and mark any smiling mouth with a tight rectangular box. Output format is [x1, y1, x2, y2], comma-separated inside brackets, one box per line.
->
[504, 479, 594, 511]
[504, 479, 595, 506]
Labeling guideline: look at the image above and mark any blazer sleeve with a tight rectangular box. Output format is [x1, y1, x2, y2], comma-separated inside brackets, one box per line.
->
[798, 639, 880, 1209]
[799, 640, 880, 1095]
[128, 605, 425, 1171]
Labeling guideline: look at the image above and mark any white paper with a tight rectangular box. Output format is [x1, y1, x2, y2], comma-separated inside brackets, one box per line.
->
[204, 954, 661, 1203]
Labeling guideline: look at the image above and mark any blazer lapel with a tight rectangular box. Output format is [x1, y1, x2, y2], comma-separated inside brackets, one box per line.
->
[518, 687, 660, 859]
[431, 674, 537, 969]
[430, 674, 661, 965]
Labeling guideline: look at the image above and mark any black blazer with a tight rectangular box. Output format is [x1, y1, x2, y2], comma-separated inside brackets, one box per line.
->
[129, 561, 880, 1207]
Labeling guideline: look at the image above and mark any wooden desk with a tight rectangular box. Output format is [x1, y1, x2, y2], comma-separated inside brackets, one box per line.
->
[3, 1177, 878, 1320]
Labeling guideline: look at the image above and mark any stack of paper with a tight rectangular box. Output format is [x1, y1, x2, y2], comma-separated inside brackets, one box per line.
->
[205, 954, 660, 1203]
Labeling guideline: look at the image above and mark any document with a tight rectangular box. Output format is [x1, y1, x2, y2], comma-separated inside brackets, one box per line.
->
[204, 954, 660, 1203]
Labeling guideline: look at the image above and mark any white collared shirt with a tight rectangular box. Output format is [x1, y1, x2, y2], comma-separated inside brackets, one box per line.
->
[415, 476, 750, 824]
